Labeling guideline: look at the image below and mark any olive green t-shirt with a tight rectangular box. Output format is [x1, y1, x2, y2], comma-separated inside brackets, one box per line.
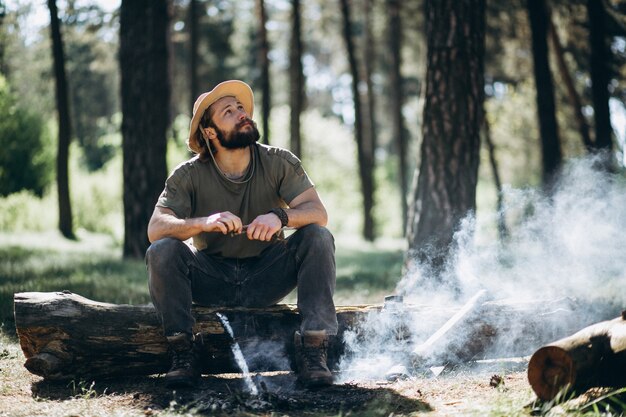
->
[156, 143, 314, 258]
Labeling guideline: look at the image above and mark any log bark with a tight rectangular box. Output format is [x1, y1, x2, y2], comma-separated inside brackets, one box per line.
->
[14, 292, 592, 382]
[528, 312, 626, 401]
[14, 291, 375, 381]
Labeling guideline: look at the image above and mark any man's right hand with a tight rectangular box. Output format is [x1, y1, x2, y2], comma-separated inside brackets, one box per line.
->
[203, 211, 244, 235]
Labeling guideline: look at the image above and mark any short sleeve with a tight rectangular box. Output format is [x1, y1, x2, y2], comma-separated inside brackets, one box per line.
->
[274, 149, 314, 204]
[156, 165, 193, 218]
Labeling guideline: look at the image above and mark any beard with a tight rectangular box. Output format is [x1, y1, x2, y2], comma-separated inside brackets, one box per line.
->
[215, 119, 260, 149]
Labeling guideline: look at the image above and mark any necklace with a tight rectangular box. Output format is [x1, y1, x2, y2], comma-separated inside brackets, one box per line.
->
[209, 146, 255, 184]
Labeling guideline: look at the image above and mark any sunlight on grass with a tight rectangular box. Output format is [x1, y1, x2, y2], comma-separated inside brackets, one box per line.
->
[0, 232, 150, 330]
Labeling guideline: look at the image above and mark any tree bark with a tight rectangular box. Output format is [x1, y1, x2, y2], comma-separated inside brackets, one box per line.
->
[483, 116, 508, 240]
[528, 312, 626, 401]
[256, 0, 271, 144]
[120, 0, 170, 258]
[363, 0, 377, 211]
[189, 0, 199, 113]
[289, 0, 304, 158]
[339, 0, 375, 241]
[387, 0, 408, 234]
[0, 4, 7, 76]
[546, 12, 594, 152]
[587, 0, 615, 153]
[407, 0, 485, 275]
[527, 0, 562, 186]
[47, 0, 75, 240]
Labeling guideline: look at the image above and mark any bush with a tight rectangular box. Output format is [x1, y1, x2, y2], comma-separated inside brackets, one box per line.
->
[0, 76, 53, 197]
[0, 189, 57, 232]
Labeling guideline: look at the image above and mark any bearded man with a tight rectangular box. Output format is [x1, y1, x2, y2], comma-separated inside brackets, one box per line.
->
[146, 80, 337, 389]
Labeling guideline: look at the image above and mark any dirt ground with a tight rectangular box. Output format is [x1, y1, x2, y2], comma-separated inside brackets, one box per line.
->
[1, 335, 540, 417]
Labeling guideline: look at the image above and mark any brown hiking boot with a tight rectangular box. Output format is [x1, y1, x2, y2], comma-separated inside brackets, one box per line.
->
[164, 333, 200, 388]
[294, 330, 333, 387]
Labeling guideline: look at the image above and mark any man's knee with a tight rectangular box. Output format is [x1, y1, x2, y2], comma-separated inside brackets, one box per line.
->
[146, 238, 189, 269]
[295, 224, 335, 250]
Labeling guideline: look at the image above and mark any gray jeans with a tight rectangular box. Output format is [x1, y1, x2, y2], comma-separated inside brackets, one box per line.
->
[146, 224, 338, 337]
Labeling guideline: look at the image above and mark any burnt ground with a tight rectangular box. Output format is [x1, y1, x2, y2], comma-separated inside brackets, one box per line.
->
[29, 371, 434, 416]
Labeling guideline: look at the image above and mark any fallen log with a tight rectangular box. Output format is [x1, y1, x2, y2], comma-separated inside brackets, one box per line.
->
[14, 291, 594, 381]
[527, 311, 626, 401]
[14, 291, 375, 381]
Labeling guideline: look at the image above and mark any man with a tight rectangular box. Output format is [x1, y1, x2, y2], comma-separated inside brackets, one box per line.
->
[146, 80, 337, 389]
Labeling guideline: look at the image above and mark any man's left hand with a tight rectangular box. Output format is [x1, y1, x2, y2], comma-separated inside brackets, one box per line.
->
[247, 213, 282, 241]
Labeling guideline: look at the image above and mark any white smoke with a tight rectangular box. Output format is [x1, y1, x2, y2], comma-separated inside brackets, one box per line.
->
[452, 156, 626, 304]
[339, 155, 626, 381]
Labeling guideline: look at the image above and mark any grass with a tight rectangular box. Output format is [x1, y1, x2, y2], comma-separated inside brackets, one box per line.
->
[0, 232, 150, 331]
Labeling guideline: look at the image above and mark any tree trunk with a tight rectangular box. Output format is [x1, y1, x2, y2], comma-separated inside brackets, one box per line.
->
[528, 312, 626, 401]
[289, 0, 304, 157]
[547, 11, 593, 151]
[363, 0, 377, 212]
[14, 292, 588, 381]
[527, 0, 562, 186]
[120, 0, 170, 259]
[189, 0, 199, 113]
[0, 5, 7, 76]
[588, 0, 615, 154]
[339, 0, 375, 241]
[407, 0, 485, 275]
[387, 0, 408, 234]
[256, 0, 271, 144]
[47, 0, 75, 240]
[483, 116, 508, 240]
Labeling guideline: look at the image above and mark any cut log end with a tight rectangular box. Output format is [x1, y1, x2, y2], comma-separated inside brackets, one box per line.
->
[527, 345, 575, 401]
[24, 353, 64, 379]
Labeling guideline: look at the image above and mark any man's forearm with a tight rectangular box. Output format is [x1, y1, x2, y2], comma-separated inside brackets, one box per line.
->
[148, 208, 245, 242]
[148, 215, 204, 243]
[284, 201, 328, 228]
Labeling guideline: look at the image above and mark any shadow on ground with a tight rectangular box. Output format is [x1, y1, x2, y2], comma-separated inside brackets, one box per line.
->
[31, 371, 431, 416]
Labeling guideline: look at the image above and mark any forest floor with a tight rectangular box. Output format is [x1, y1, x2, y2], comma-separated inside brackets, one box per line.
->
[1, 335, 540, 417]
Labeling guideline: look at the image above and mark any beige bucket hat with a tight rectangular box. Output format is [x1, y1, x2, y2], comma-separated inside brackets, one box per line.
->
[187, 80, 254, 154]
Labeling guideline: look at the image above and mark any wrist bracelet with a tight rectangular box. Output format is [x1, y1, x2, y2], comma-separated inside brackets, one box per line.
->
[269, 208, 289, 228]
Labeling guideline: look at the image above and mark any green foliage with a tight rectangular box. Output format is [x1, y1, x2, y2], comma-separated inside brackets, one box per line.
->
[576, 387, 626, 415]
[0, 76, 53, 197]
[0, 190, 57, 232]
[486, 80, 542, 188]
[62, 4, 120, 171]
[70, 143, 123, 240]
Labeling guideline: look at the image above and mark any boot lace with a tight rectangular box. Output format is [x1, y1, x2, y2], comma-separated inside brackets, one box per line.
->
[170, 347, 195, 371]
[301, 344, 328, 371]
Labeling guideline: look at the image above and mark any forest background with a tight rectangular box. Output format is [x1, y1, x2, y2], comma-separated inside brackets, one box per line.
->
[1, 1, 626, 416]
[0, 0, 625, 318]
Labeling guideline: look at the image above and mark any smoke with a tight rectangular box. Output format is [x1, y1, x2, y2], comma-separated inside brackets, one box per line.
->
[450, 156, 626, 304]
[339, 156, 626, 381]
